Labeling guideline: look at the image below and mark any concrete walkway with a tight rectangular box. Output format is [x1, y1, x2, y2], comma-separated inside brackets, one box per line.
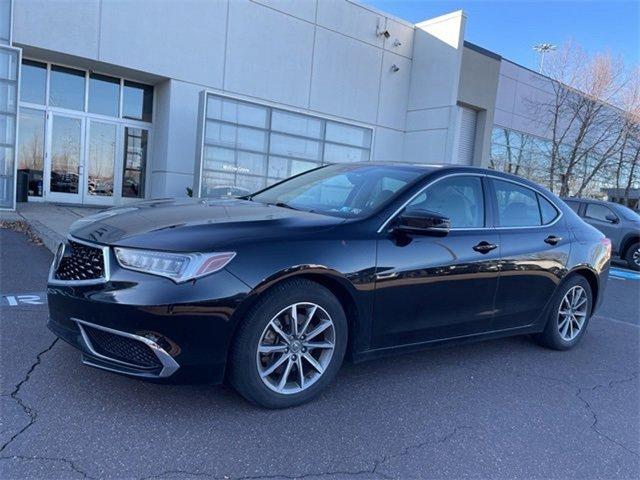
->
[0, 203, 103, 253]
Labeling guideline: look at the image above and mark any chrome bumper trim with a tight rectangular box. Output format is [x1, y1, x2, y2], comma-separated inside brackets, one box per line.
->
[73, 318, 179, 378]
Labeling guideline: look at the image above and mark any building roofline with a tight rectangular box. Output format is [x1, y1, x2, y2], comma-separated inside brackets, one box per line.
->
[463, 41, 502, 60]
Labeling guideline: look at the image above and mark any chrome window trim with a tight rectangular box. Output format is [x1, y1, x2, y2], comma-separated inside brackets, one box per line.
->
[48, 235, 111, 286]
[73, 318, 179, 378]
[377, 172, 563, 234]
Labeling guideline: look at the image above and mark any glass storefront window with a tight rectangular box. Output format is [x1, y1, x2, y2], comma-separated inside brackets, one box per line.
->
[0, 78, 16, 113]
[20, 60, 46, 105]
[17, 108, 45, 197]
[89, 73, 120, 117]
[0, 46, 17, 209]
[325, 122, 372, 148]
[49, 65, 85, 111]
[122, 127, 147, 198]
[122, 81, 153, 122]
[198, 93, 373, 198]
[87, 122, 116, 197]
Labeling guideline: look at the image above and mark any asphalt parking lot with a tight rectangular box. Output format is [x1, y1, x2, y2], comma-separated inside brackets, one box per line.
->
[1, 227, 638, 480]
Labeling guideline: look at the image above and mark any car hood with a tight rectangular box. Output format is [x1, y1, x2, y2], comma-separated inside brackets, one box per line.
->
[69, 198, 345, 251]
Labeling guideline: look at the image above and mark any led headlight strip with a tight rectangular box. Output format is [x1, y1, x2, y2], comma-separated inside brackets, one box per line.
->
[114, 247, 235, 283]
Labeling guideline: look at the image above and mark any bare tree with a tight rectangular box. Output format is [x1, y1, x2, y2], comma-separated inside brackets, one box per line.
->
[535, 41, 637, 197]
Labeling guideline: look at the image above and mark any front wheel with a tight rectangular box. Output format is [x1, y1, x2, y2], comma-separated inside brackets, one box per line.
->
[625, 242, 640, 271]
[534, 275, 592, 350]
[228, 279, 347, 408]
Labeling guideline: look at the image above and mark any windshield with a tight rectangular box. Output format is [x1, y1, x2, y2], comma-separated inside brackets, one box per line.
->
[614, 203, 640, 221]
[250, 164, 424, 218]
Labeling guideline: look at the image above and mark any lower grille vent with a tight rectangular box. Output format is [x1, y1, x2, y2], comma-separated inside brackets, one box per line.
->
[83, 325, 162, 369]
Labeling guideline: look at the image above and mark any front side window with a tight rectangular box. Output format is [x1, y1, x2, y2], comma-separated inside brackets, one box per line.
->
[585, 203, 617, 223]
[407, 176, 485, 228]
[250, 164, 421, 218]
[493, 179, 541, 227]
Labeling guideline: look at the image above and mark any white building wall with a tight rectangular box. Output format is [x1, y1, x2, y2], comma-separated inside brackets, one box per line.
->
[11, 0, 472, 199]
[494, 60, 555, 140]
[403, 11, 466, 164]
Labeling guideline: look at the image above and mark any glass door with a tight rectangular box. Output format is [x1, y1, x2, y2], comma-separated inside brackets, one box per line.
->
[44, 112, 84, 203]
[83, 119, 119, 205]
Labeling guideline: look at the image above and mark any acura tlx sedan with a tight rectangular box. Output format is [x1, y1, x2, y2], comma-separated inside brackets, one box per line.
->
[47, 163, 611, 408]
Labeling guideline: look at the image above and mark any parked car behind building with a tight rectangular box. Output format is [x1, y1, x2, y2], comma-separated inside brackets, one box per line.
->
[562, 197, 640, 271]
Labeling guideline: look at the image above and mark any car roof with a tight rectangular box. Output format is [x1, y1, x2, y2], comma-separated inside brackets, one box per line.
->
[340, 162, 551, 190]
[561, 197, 617, 207]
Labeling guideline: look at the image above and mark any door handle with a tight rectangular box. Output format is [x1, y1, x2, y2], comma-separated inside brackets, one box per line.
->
[473, 241, 498, 254]
[544, 235, 562, 245]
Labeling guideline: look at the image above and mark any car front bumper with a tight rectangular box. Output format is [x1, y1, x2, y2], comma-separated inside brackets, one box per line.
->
[47, 239, 251, 383]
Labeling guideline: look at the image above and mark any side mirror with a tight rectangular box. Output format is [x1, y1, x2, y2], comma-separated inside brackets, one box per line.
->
[395, 209, 451, 236]
[605, 213, 619, 224]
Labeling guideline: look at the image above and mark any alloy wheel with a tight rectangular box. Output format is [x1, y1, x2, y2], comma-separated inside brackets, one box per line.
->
[557, 285, 588, 341]
[256, 303, 335, 394]
[633, 247, 640, 267]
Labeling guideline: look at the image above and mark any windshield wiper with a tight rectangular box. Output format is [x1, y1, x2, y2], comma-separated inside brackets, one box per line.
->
[267, 202, 300, 211]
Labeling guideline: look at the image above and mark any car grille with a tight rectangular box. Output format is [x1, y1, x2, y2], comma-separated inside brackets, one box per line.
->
[54, 240, 105, 281]
[83, 325, 162, 369]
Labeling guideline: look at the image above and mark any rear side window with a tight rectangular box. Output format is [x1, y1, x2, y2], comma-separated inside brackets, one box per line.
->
[407, 175, 485, 228]
[585, 203, 618, 223]
[538, 194, 559, 224]
[564, 200, 581, 214]
[493, 179, 541, 227]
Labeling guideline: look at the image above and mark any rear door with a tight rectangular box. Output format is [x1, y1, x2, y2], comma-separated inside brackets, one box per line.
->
[584, 203, 623, 253]
[489, 178, 571, 330]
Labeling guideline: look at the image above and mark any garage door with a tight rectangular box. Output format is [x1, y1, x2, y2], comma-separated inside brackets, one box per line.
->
[457, 107, 477, 165]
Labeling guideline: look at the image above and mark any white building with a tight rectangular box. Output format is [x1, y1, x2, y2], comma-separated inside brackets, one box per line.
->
[0, 0, 623, 209]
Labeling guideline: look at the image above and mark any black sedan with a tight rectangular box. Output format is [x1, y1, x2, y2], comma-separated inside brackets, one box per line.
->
[47, 163, 611, 408]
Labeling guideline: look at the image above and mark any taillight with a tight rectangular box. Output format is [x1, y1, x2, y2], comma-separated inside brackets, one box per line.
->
[600, 237, 612, 254]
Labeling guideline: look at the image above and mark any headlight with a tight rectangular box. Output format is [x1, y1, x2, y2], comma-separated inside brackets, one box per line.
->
[114, 247, 235, 283]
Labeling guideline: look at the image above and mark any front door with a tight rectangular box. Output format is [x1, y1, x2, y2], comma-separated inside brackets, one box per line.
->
[43, 114, 142, 206]
[372, 175, 500, 348]
[44, 112, 85, 203]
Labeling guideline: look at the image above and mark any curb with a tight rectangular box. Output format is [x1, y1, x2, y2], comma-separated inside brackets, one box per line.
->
[26, 219, 64, 254]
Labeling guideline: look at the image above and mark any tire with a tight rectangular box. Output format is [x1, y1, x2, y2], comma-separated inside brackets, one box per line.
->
[534, 275, 593, 351]
[228, 278, 347, 408]
[625, 242, 640, 271]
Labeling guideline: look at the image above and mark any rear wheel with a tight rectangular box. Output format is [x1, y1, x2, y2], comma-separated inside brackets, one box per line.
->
[228, 279, 347, 408]
[534, 275, 592, 350]
[625, 242, 640, 271]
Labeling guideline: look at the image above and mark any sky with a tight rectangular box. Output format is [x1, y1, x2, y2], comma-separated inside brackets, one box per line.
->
[364, 0, 639, 71]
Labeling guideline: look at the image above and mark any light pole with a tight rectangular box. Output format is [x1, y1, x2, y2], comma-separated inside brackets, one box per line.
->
[533, 43, 556, 72]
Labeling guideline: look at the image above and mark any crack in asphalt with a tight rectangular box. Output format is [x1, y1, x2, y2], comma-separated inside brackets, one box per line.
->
[0, 338, 59, 454]
[138, 426, 476, 480]
[0, 454, 95, 479]
[520, 370, 640, 457]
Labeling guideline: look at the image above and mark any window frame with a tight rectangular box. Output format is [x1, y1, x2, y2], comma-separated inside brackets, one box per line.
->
[378, 173, 563, 233]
